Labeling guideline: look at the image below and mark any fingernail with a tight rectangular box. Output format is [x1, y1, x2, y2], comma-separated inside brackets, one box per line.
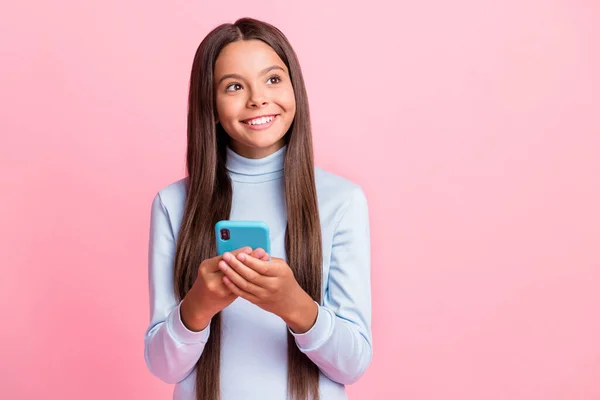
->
[237, 253, 246, 261]
[223, 253, 231, 261]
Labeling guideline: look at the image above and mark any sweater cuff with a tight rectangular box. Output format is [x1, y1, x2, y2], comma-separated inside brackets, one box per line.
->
[166, 300, 211, 345]
[289, 302, 334, 351]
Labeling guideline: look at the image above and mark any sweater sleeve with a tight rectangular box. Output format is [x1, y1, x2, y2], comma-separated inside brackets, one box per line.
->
[289, 186, 373, 385]
[143, 192, 211, 384]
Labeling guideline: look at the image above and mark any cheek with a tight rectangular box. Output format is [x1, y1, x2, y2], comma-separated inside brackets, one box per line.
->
[282, 89, 296, 115]
[215, 96, 239, 123]
[214, 97, 225, 120]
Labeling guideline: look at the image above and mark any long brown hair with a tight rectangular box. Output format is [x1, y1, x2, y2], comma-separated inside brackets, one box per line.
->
[173, 18, 323, 400]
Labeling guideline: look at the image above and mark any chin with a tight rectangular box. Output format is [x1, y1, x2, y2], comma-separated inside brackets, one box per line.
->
[238, 128, 286, 146]
[248, 137, 285, 149]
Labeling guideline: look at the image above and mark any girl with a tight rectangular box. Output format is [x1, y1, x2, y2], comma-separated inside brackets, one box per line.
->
[144, 17, 372, 400]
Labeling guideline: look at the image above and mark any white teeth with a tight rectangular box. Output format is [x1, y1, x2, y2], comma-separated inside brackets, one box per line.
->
[247, 116, 274, 125]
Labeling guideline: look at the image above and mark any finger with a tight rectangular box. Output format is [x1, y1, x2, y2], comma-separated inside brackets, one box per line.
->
[222, 275, 260, 304]
[218, 258, 264, 296]
[236, 253, 278, 277]
[222, 252, 268, 286]
[251, 248, 271, 262]
[204, 246, 252, 273]
[251, 248, 265, 258]
[231, 246, 253, 256]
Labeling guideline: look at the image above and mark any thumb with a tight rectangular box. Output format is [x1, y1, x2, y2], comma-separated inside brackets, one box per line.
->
[207, 247, 252, 271]
[231, 246, 253, 256]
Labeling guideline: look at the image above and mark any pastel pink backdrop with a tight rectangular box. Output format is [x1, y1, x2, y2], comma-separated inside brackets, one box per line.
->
[1, 1, 599, 399]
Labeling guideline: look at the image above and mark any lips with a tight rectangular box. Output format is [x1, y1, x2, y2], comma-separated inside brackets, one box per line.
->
[240, 114, 278, 131]
[241, 114, 278, 125]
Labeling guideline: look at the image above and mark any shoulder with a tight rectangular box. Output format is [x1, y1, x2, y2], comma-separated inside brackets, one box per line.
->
[314, 166, 368, 226]
[153, 177, 188, 215]
[149, 177, 189, 239]
[315, 166, 367, 203]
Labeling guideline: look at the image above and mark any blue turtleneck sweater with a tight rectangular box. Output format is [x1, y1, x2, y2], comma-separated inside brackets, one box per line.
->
[144, 145, 372, 399]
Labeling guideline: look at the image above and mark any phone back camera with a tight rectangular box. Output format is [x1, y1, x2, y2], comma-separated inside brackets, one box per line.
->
[220, 228, 230, 241]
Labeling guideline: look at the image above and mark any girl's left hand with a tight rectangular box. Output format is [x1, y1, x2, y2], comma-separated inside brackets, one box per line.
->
[218, 250, 316, 328]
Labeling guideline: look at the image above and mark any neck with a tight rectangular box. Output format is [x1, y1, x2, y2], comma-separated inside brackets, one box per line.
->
[229, 138, 286, 159]
[226, 143, 287, 183]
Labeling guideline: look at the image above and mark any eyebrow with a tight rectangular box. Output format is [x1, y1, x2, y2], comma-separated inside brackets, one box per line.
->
[217, 65, 286, 85]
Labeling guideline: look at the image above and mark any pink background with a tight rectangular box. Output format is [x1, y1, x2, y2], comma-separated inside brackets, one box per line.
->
[1, 1, 599, 399]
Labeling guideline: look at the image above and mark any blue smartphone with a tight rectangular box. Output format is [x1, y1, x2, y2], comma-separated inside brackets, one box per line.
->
[215, 220, 271, 256]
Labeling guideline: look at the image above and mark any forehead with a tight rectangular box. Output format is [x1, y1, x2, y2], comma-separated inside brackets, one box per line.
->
[214, 39, 287, 75]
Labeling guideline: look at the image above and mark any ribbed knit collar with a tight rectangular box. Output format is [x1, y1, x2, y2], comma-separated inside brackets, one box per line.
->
[225, 145, 286, 183]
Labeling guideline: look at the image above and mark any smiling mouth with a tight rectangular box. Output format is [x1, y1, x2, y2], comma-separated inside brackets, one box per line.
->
[241, 114, 278, 126]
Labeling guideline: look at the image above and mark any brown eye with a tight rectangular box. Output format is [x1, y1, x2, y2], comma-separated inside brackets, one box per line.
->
[266, 75, 281, 85]
[226, 83, 242, 92]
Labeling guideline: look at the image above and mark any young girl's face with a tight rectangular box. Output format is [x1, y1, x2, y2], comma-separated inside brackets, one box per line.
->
[214, 39, 296, 159]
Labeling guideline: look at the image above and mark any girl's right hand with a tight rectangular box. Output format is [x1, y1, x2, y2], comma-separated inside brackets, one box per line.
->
[180, 246, 270, 331]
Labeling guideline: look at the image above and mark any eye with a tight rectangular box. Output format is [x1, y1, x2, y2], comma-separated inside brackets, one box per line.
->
[266, 75, 281, 85]
[225, 83, 242, 92]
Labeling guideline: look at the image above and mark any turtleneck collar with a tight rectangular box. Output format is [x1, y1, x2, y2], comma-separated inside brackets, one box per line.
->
[226, 145, 286, 183]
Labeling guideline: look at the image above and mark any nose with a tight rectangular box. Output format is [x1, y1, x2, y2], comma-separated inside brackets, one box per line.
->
[247, 86, 268, 108]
